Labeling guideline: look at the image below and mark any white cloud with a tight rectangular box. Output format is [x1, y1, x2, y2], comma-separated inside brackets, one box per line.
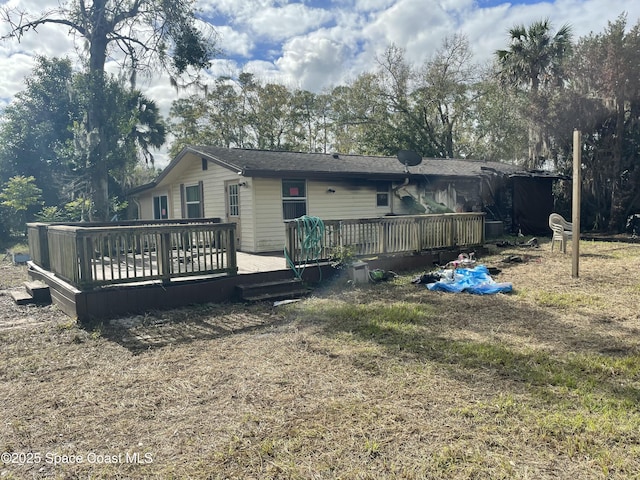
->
[353, 0, 395, 12]
[198, 0, 265, 18]
[247, 3, 334, 41]
[0, 53, 34, 102]
[215, 25, 254, 57]
[0, 21, 77, 104]
[276, 31, 351, 91]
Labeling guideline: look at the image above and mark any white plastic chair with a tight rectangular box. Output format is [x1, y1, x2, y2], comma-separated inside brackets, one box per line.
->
[549, 213, 572, 253]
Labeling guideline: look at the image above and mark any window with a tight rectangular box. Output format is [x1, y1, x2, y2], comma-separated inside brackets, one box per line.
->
[228, 183, 239, 217]
[153, 195, 168, 220]
[201, 158, 208, 170]
[185, 184, 202, 218]
[282, 179, 307, 220]
[376, 182, 390, 207]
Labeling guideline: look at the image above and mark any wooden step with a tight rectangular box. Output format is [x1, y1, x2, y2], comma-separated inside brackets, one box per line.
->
[10, 289, 34, 306]
[24, 281, 52, 304]
[236, 278, 311, 302]
[9, 281, 52, 306]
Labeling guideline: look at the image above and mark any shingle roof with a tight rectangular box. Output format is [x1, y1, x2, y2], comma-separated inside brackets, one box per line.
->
[129, 146, 523, 195]
[190, 145, 521, 179]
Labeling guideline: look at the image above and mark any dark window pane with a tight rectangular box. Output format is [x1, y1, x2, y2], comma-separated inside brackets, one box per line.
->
[377, 193, 389, 207]
[185, 185, 200, 203]
[187, 203, 201, 218]
[283, 200, 307, 220]
[153, 196, 168, 219]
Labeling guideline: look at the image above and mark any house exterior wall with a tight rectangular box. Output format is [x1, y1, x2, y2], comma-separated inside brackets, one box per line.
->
[133, 153, 255, 251]
[307, 181, 393, 219]
[240, 179, 256, 252]
[247, 178, 396, 253]
[134, 190, 155, 219]
[133, 151, 486, 254]
[136, 172, 410, 253]
[167, 156, 239, 219]
[252, 178, 284, 253]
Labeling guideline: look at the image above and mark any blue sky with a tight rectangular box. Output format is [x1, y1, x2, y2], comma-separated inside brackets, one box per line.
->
[1, 0, 639, 164]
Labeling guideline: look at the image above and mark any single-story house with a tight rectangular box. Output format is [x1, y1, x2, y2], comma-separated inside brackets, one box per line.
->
[128, 146, 553, 253]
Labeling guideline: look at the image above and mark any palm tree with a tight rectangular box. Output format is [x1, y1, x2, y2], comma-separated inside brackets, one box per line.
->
[496, 19, 573, 166]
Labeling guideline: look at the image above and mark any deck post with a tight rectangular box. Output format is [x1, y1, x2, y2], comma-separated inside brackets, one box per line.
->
[30, 223, 51, 270]
[284, 222, 297, 265]
[226, 225, 238, 274]
[76, 231, 92, 287]
[159, 231, 172, 284]
[379, 221, 387, 254]
[448, 215, 455, 246]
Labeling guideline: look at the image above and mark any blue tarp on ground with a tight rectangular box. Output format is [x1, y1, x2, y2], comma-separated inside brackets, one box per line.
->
[427, 265, 512, 295]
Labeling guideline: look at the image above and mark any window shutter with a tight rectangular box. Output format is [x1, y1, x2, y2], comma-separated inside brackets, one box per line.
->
[199, 180, 205, 218]
[180, 183, 186, 218]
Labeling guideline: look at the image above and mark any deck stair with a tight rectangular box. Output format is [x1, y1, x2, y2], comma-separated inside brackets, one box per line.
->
[236, 278, 311, 302]
[10, 280, 52, 306]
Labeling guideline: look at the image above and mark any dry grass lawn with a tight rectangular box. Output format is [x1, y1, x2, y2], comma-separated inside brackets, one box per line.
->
[1, 239, 640, 479]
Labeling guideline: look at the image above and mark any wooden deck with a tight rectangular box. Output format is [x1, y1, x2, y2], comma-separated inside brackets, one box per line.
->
[28, 219, 238, 289]
[25, 214, 484, 324]
[237, 251, 287, 273]
[26, 256, 329, 325]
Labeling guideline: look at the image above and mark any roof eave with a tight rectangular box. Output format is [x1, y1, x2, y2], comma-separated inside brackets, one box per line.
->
[126, 181, 157, 196]
[242, 169, 411, 181]
[189, 146, 244, 173]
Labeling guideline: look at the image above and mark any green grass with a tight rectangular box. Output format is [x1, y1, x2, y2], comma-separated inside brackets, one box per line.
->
[283, 294, 640, 477]
[531, 291, 604, 309]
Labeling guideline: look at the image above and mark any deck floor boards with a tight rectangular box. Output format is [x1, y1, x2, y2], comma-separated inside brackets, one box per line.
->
[236, 252, 286, 274]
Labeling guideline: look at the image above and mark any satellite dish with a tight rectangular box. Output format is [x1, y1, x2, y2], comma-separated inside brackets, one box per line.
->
[397, 150, 422, 169]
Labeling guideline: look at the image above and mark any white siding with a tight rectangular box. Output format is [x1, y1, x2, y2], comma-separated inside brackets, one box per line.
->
[170, 155, 238, 219]
[133, 153, 258, 251]
[249, 178, 399, 253]
[135, 155, 426, 254]
[138, 155, 238, 222]
[135, 190, 175, 219]
[307, 180, 393, 220]
[239, 178, 256, 252]
[135, 191, 154, 219]
[252, 177, 286, 252]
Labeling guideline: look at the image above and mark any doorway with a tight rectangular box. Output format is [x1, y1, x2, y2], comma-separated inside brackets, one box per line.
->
[225, 180, 241, 249]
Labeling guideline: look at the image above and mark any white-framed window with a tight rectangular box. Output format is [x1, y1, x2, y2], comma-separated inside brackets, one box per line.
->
[185, 184, 202, 218]
[282, 179, 307, 220]
[376, 182, 390, 207]
[153, 195, 168, 219]
[228, 183, 239, 217]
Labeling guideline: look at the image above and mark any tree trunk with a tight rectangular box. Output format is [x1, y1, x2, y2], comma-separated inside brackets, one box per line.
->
[86, 4, 110, 222]
[608, 98, 626, 232]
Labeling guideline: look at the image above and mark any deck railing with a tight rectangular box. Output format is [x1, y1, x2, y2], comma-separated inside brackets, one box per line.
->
[285, 213, 485, 265]
[27, 218, 237, 289]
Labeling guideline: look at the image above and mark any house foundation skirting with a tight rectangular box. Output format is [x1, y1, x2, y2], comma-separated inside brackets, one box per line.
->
[26, 249, 465, 325]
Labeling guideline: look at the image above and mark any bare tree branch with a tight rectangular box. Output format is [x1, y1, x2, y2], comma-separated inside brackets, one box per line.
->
[1, 8, 87, 40]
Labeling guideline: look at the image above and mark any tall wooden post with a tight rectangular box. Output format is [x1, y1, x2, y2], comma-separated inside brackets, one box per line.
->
[572, 130, 581, 278]
[159, 231, 172, 285]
